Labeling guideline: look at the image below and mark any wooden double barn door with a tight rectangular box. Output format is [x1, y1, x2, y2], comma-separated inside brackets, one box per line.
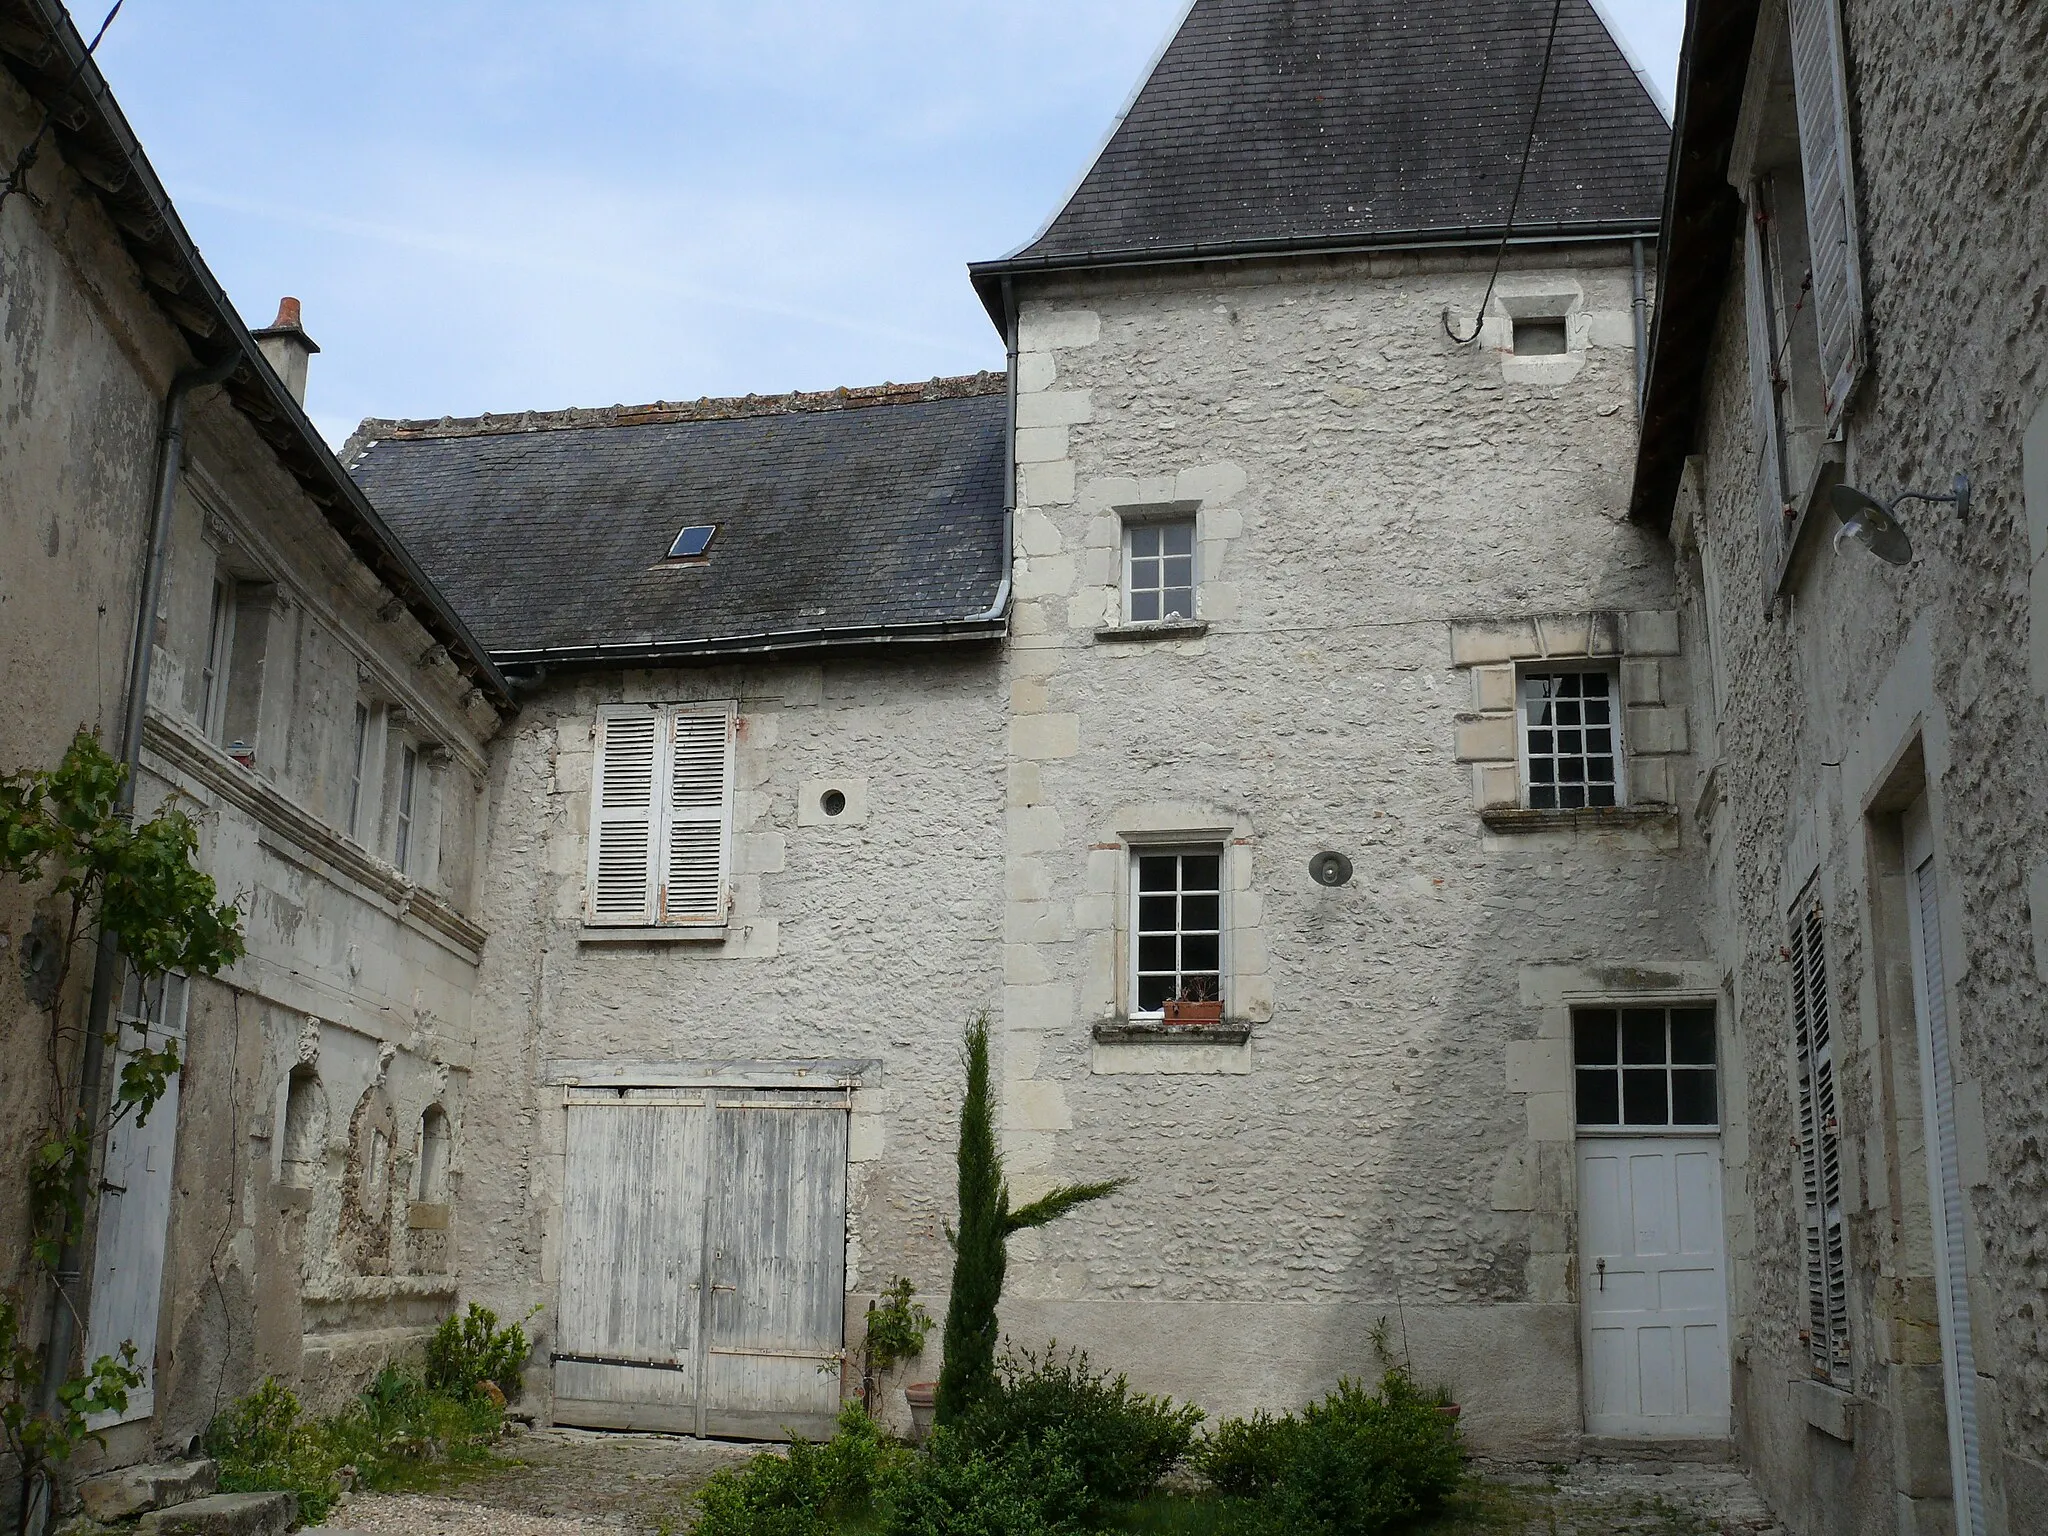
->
[553, 1086, 849, 1439]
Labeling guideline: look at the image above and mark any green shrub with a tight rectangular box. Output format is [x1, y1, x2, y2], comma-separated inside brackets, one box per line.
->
[205, 1378, 343, 1524]
[863, 1277, 934, 1376]
[1191, 1409, 1295, 1499]
[884, 1424, 1090, 1536]
[691, 1404, 905, 1536]
[425, 1302, 532, 1400]
[954, 1342, 1203, 1504]
[1194, 1371, 1461, 1536]
[206, 1367, 506, 1524]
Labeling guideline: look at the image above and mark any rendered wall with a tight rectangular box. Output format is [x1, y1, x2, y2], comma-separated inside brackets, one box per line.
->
[0, 62, 504, 1480]
[1671, 1, 2048, 1528]
[455, 654, 1006, 1420]
[994, 249, 1712, 1456]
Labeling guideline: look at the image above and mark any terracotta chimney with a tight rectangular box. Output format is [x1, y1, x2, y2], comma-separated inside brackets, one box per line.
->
[251, 297, 320, 405]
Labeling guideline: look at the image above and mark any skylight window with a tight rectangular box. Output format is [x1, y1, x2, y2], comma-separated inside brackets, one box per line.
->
[666, 525, 717, 560]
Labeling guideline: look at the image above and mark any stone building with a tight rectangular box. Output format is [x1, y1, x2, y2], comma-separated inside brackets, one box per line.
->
[1625, 0, 2048, 1531]
[349, 0, 1731, 1462]
[0, 0, 513, 1502]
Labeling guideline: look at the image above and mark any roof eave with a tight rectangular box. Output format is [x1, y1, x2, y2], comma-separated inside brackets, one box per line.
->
[0, 0, 517, 715]
[1625, 0, 1764, 531]
[494, 617, 1012, 674]
[968, 218, 1665, 330]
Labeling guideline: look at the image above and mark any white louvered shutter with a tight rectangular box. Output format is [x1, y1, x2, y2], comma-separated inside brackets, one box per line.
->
[1786, 0, 1865, 431]
[1789, 897, 1850, 1385]
[588, 711, 660, 924]
[660, 707, 734, 924]
[1743, 198, 1790, 595]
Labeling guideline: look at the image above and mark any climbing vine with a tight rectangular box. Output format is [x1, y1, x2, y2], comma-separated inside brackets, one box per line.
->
[1, 728, 244, 1514]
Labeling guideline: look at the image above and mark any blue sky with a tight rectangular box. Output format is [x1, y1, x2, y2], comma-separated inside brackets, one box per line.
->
[89, 1, 1684, 445]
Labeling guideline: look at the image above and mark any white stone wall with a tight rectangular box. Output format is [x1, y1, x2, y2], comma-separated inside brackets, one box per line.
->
[454, 654, 1006, 1408]
[1672, 0, 2048, 1524]
[995, 248, 1711, 1455]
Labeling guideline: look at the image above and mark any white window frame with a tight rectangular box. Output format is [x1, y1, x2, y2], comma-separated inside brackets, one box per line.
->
[1516, 664, 1626, 811]
[1127, 843, 1227, 1019]
[394, 743, 419, 873]
[1570, 1003, 1721, 1134]
[586, 701, 737, 929]
[1121, 512, 1199, 625]
[199, 576, 236, 743]
[346, 702, 372, 841]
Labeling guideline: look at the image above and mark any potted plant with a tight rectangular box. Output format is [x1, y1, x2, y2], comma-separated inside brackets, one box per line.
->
[1162, 976, 1224, 1026]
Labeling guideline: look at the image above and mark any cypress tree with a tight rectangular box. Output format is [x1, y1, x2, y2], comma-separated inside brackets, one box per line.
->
[935, 1014, 1123, 1423]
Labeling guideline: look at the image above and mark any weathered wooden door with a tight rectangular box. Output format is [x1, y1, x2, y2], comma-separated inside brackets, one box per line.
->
[552, 1090, 713, 1431]
[1577, 1137, 1730, 1437]
[700, 1089, 849, 1439]
[84, 974, 188, 1427]
[552, 1084, 848, 1438]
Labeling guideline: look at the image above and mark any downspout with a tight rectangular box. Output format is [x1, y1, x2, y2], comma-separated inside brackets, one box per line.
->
[30, 352, 239, 1526]
[968, 276, 1019, 623]
[1631, 237, 1649, 420]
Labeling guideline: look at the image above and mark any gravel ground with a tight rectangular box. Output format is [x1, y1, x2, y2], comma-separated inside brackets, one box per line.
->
[313, 1433, 1787, 1536]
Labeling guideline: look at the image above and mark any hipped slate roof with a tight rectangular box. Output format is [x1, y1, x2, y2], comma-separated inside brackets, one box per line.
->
[972, 0, 1669, 315]
[346, 377, 1009, 665]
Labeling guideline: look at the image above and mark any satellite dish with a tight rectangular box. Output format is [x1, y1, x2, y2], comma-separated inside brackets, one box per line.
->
[1828, 484, 1914, 566]
[1309, 851, 1353, 887]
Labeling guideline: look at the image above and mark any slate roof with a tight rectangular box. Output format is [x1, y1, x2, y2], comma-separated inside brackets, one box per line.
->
[972, 0, 1669, 311]
[346, 376, 1009, 665]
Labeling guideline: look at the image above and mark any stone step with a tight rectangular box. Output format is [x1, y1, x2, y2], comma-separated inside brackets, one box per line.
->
[135, 1490, 297, 1535]
[1581, 1433, 1737, 1463]
[77, 1459, 220, 1521]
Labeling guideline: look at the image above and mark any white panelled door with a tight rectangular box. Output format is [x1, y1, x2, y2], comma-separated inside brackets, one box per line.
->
[1578, 1137, 1731, 1437]
[1905, 799, 1986, 1536]
[84, 973, 189, 1427]
[553, 1084, 848, 1439]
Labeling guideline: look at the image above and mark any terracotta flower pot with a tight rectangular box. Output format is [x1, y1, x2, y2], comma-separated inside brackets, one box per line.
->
[904, 1381, 939, 1443]
[1436, 1403, 1461, 1421]
[1163, 999, 1225, 1025]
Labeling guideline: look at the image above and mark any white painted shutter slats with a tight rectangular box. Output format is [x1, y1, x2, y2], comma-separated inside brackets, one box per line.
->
[662, 710, 734, 923]
[1789, 897, 1850, 1385]
[590, 712, 660, 924]
[1743, 202, 1789, 595]
[1786, 0, 1865, 431]
[1912, 859, 1986, 1534]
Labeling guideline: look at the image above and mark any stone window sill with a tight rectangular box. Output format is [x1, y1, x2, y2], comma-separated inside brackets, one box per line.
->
[1795, 1379, 1857, 1443]
[579, 924, 730, 945]
[1094, 621, 1209, 644]
[1092, 1018, 1251, 1046]
[1480, 805, 1676, 835]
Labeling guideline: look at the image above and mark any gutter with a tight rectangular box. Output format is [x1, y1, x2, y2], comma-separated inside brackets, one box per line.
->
[968, 218, 1662, 329]
[497, 616, 1011, 675]
[1632, 237, 1649, 419]
[0, 0, 515, 714]
[964, 275, 1019, 626]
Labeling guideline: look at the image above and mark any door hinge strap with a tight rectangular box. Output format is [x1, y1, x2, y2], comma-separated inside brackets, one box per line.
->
[551, 1351, 691, 1374]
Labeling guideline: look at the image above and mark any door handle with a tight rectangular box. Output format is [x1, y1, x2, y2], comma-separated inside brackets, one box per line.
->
[1595, 1257, 1607, 1292]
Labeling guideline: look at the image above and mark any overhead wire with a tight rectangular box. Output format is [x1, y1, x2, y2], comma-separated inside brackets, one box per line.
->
[0, 1, 126, 215]
[1442, 0, 1569, 345]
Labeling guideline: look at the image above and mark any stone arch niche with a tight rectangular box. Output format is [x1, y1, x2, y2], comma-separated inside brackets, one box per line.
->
[339, 1085, 397, 1274]
[415, 1104, 452, 1204]
[280, 1066, 327, 1189]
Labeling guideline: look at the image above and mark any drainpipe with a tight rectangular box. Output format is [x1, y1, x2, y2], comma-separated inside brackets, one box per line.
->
[1631, 237, 1649, 420]
[29, 351, 240, 1532]
[968, 275, 1019, 624]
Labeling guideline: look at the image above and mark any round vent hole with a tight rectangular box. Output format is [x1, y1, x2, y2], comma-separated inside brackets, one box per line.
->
[822, 790, 847, 818]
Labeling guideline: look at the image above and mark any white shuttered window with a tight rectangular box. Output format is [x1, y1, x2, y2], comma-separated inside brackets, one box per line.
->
[587, 703, 735, 927]
[1789, 893, 1850, 1385]
[1786, 0, 1865, 432]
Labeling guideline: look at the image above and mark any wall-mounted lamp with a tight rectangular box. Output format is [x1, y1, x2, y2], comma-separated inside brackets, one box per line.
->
[1828, 473, 1971, 566]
